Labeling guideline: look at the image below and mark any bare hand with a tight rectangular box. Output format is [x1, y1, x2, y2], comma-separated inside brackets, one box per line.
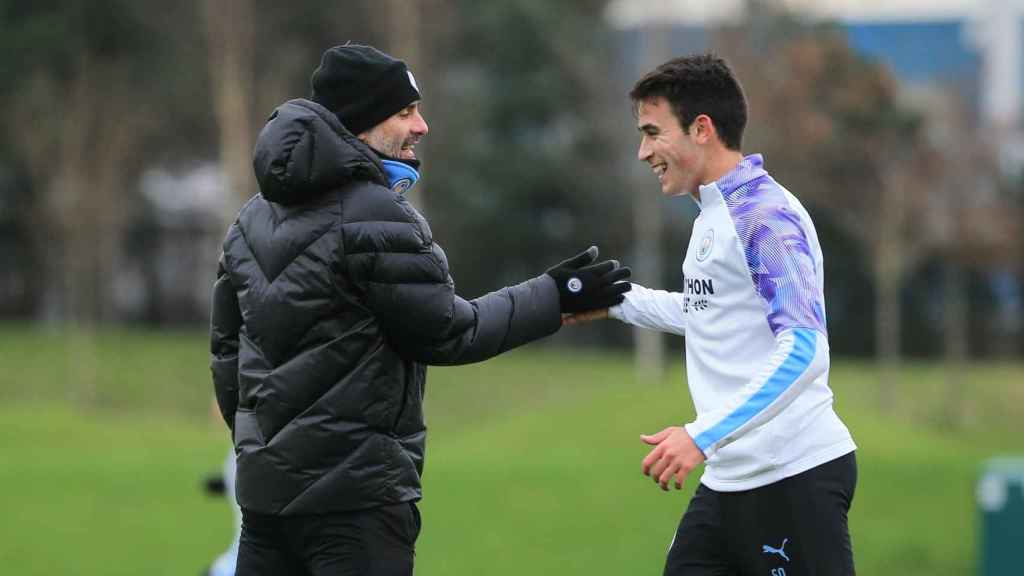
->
[640, 426, 706, 491]
[561, 308, 609, 326]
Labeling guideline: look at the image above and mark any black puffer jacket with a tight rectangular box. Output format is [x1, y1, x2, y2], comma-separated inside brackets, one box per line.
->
[210, 99, 561, 515]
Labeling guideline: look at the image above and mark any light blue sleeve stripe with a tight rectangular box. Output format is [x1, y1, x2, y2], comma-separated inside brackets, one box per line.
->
[693, 328, 817, 452]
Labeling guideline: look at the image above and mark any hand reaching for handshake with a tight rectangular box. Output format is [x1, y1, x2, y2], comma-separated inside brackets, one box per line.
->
[545, 246, 631, 316]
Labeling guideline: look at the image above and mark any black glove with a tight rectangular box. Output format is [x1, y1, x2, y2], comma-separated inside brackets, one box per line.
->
[546, 246, 632, 313]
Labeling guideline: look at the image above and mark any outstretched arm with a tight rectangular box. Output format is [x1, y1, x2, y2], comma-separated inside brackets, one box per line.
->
[609, 284, 688, 335]
[344, 190, 628, 365]
[563, 283, 688, 333]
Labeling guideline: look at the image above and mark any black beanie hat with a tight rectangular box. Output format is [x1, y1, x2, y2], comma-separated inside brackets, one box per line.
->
[310, 44, 421, 136]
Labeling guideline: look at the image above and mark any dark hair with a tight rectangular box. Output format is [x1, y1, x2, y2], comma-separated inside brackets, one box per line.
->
[630, 54, 747, 150]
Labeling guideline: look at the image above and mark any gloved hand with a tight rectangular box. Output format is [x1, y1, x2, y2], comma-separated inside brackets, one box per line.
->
[546, 246, 632, 313]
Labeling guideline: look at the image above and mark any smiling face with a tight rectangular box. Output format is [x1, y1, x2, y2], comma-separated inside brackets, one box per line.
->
[636, 97, 711, 197]
[358, 102, 429, 161]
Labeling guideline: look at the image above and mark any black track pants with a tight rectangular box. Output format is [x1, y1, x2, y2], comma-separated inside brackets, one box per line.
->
[665, 452, 857, 576]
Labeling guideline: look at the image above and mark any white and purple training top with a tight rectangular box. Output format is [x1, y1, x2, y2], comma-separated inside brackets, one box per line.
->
[611, 154, 856, 492]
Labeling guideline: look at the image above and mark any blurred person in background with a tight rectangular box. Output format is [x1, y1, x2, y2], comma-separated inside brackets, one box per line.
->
[209, 43, 630, 576]
[202, 398, 240, 576]
[202, 449, 240, 576]
[567, 54, 857, 575]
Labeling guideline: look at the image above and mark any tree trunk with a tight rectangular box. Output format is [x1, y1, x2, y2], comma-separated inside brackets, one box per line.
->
[942, 261, 969, 427]
[203, 0, 255, 226]
[384, 0, 427, 213]
[632, 25, 669, 383]
[875, 164, 905, 411]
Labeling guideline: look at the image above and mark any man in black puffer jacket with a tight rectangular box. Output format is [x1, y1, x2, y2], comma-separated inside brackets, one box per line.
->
[210, 44, 630, 576]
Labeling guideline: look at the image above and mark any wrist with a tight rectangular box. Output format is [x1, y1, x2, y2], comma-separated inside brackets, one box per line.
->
[684, 423, 710, 459]
[607, 298, 627, 320]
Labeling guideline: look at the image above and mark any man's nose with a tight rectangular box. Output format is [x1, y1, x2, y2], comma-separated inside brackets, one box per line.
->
[413, 111, 429, 136]
[637, 136, 651, 162]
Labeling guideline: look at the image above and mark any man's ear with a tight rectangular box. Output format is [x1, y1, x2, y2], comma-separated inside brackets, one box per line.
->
[693, 114, 715, 144]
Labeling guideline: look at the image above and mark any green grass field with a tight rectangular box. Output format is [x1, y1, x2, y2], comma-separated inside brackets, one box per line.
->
[0, 325, 1019, 575]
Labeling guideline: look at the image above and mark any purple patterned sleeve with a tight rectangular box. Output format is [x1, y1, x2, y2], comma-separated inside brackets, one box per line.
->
[726, 180, 827, 337]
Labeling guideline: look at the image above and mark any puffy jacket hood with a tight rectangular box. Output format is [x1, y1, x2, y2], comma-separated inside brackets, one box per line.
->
[253, 98, 387, 205]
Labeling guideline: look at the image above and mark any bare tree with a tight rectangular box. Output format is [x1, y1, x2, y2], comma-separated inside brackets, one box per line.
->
[382, 0, 428, 212]
[203, 0, 256, 225]
[6, 48, 156, 401]
[630, 25, 669, 381]
[12, 54, 153, 321]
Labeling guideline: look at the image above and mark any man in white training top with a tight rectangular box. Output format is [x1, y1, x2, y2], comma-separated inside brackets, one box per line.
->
[568, 54, 857, 575]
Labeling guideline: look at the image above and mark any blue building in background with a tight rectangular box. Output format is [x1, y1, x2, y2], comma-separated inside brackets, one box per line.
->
[845, 20, 980, 99]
